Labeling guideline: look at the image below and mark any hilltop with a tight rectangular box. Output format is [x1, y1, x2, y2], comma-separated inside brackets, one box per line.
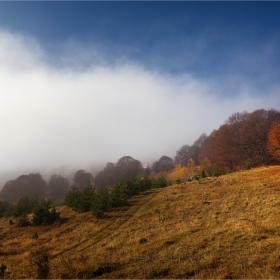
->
[1, 166, 280, 278]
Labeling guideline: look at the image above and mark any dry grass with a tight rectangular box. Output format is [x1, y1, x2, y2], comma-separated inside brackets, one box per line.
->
[1, 166, 280, 278]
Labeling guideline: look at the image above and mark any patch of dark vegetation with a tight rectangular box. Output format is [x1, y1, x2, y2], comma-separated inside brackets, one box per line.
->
[224, 274, 236, 279]
[184, 269, 198, 278]
[165, 240, 176, 246]
[257, 235, 269, 241]
[65, 175, 169, 218]
[90, 263, 121, 277]
[1, 196, 60, 227]
[139, 237, 148, 244]
[149, 268, 170, 278]
[0, 250, 19, 256]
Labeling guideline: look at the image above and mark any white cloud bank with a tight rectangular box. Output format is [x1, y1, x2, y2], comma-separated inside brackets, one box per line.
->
[0, 29, 279, 174]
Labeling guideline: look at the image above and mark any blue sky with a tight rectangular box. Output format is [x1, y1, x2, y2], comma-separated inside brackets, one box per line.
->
[1, 2, 279, 83]
[0, 2, 280, 181]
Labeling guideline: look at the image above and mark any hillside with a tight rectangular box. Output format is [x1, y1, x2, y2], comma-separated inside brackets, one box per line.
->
[1, 166, 280, 279]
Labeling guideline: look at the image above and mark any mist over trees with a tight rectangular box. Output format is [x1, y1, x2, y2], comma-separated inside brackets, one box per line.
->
[1, 108, 280, 206]
[0, 173, 46, 203]
[95, 156, 145, 187]
[48, 174, 70, 202]
[197, 132, 214, 165]
[73, 170, 94, 190]
[94, 162, 121, 187]
[152, 156, 174, 173]
[116, 156, 143, 178]
[174, 133, 207, 167]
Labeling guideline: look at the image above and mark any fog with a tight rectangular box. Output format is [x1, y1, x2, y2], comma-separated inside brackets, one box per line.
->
[1, 29, 280, 188]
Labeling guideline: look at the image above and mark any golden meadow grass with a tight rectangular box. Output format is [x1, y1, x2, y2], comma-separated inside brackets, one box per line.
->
[1, 166, 280, 278]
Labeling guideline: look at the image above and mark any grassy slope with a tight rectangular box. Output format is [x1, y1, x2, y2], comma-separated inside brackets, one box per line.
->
[1, 166, 280, 278]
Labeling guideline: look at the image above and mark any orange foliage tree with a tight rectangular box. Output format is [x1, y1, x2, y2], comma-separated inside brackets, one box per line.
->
[169, 159, 199, 183]
[209, 109, 280, 172]
[267, 122, 280, 161]
[241, 109, 280, 166]
[200, 157, 213, 176]
[209, 111, 248, 173]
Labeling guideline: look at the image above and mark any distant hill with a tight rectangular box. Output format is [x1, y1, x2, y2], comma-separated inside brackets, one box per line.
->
[1, 166, 280, 279]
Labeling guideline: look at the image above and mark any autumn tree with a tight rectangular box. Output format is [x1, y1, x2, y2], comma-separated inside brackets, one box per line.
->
[95, 157, 143, 188]
[210, 111, 249, 172]
[94, 170, 107, 188]
[172, 164, 186, 183]
[210, 124, 238, 172]
[1, 173, 46, 203]
[209, 109, 280, 172]
[116, 156, 143, 178]
[73, 170, 93, 190]
[198, 131, 214, 164]
[267, 122, 280, 161]
[200, 157, 213, 176]
[174, 145, 193, 166]
[186, 158, 195, 177]
[95, 162, 122, 187]
[191, 133, 207, 164]
[241, 109, 280, 165]
[152, 156, 174, 173]
[175, 134, 207, 167]
[48, 174, 70, 202]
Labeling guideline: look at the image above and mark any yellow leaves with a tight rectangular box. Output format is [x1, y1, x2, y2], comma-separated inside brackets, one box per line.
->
[169, 159, 199, 183]
[200, 157, 213, 176]
[186, 158, 195, 174]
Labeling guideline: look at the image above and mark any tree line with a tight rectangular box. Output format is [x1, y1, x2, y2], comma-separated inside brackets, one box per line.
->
[1, 108, 280, 206]
[94, 156, 149, 187]
[201, 108, 280, 173]
[64, 175, 168, 218]
[170, 108, 280, 176]
[0, 173, 68, 204]
[0, 156, 153, 205]
[0, 174, 167, 222]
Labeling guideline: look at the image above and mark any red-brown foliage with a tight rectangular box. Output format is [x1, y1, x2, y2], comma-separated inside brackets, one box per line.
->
[209, 109, 280, 172]
[1, 173, 46, 203]
[267, 122, 280, 161]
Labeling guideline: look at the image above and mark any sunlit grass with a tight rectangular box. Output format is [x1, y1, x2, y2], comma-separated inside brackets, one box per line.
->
[1, 166, 280, 278]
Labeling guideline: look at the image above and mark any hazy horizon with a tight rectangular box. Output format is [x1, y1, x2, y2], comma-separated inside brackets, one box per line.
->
[1, 2, 280, 188]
